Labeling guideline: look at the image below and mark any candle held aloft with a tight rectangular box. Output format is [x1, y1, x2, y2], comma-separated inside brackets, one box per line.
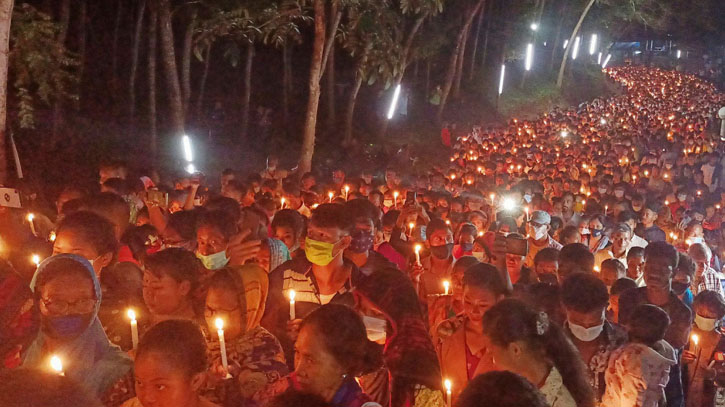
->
[444, 379, 452, 407]
[344, 185, 350, 201]
[289, 290, 296, 320]
[393, 191, 399, 209]
[27, 213, 37, 236]
[328, 192, 334, 203]
[127, 309, 139, 350]
[443, 280, 450, 295]
[414, 244, 422, 267]
[280, 197, 286, 209]
[215, 318, 229, 375]
[31, 254, 40, 266]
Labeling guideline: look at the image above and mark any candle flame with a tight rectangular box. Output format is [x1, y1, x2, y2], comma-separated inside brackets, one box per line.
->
[414, 244, 422, 254]
[26, 213, 34, 222]
[50, 355, 63, 373]
[289, 290, 296, 302]
[215, 318, 224, 331]
[127, 309, 136, 321]
[31, 254, 40, 266]
[443, 281, 450, 290]
[444, 379, 452, 392]
[692, 333, 699, 346]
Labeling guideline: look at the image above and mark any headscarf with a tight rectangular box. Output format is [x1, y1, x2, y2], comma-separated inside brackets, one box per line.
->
[0, 261, 39, 369]
[267, 238, 291, 272]
[354, 267, 442, 407]
[23, 254, 132, 396]
[226, 264, 269, 333]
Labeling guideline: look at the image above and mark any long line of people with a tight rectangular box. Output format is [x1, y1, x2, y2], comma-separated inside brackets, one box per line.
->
[1, 65, 725, 407]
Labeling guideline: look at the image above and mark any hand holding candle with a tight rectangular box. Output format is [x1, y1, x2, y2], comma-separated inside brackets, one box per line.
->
[127, 309, 139, 350]
[215, 318, 230, 377]
[26, 213, 37, 236]
[414, 244, 422, 267]
[393, 191, 399, 208]
[691, 333, 700, 355]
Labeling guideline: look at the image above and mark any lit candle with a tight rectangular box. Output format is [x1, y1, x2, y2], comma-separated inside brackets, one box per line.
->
[665, 200, 669, 206]
[524, 206, 530, 222]
[127, 309, 139, 350]
[443, 280, 450, 295]
[604, 205, 608, 215]
[289, 290, 296, 320]
[49, 231, 56, 242]
[50, 355, 64, 376]
[414, 244, 422, 266]
[328, 192, 334, 203]
[594, 266, 600, 272]
[31, 254, 40, 266]
[478, 231, 484, 237]
[281, 197, 286, 209]
[691, 333, 699, 354]
[490, 193, 495, 204]
[408, 222, 415, 238]
[444, 379, 452, 407]
[393, 191, 399, 209]
[344, 185, 350, 201]
[215, 318, 229, 375]
[26, 213, 37, 236]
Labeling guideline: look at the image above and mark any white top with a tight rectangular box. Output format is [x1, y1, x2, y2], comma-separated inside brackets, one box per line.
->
[319, 293, 336, 305]
[540, 367, 577, 407]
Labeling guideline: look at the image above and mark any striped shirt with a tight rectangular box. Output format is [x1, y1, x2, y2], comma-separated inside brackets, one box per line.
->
[693, 266, 725, 298]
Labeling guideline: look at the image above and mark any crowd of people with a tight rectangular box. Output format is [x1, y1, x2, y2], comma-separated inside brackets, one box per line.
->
[1, 65, 725, 407]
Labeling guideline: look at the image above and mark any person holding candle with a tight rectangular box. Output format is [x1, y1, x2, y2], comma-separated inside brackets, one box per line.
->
[21, 254, 134, 404]
[481, 298, 595, 407]
[201, 264, 288, 406]
[261, 304, 383, 407]
[142, 248, 202, 327]
[432, 264, 507, 403]
[603, 304, 677, 407]
[411, 218, 455, 302]
[122, 320, 219, 407]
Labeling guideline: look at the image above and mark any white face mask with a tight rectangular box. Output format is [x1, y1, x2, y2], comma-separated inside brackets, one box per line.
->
[523, 194, 532, 203]
[678, 194, 687, 202]
[568, 318, 605, 342]
[614, 190, 624, 198]
[598, 188, 607, 194]
[688, 236, 704, 245]
[580, 228, 591, 235]
[534, 225, 548, 241]
[362, 315, 387, 344]
[695, 314, 717, 331]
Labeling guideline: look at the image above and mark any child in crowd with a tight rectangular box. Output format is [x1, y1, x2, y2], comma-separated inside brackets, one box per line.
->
[600, 259, 627, 292]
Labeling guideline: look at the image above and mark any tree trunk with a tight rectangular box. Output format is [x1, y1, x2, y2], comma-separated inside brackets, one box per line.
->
[480, 0, 491, 69]
[437, 0, 484, 121]
[343, 43, 370, 146]
[299, 0, 325, 174]
[52, 0, 70, 139]
[77, 0, 87, 102]
[468, 4, 484, 80]
[0, 0, 13, 184]
[111, 0, 123, 85]
[181, 12, 196, 115]
[129, 0, 146, 124]
[148, 2, 158, 158]
[157, 0, 185, 135]
[453, 14, 474, 98]
[556, 0, 595, 88]
[548, 3, 565, 73]
[240, 42, 254, 141]
[282, 42, 291, 129]
[195, 44, 210, 121]
[324, 44, 335, 133]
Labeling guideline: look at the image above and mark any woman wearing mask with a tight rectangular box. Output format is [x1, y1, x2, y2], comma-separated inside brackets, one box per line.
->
[203, 264, 288, 406]
[196, 211, 238, 271]
[263, 304, 383, 407]
[683, 291, 725, 407]
[21, 255, 133, 403]
[433, 264, 507, 403]
[122, 320, 219, 407]
[586, 215, 608, 253]
[482, 298, 595, 407]
[452, 223, 477, 260]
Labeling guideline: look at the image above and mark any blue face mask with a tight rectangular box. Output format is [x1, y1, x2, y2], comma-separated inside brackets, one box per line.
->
[196, 250, 230, 270]
[461, 242, 474, 252]
[46, 314, 89, 339]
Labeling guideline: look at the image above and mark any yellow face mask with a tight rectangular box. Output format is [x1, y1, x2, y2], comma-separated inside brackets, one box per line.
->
[305, 237, 338, 266]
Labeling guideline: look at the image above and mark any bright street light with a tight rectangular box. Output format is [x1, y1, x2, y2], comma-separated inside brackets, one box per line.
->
[602, 54, 612, 68]
[386, 84, 402, 119]
[589, 33, 597, 55]
[525, 43, 534, 71]
[571, 36, 581, 60]
[597, 52, 602, 65]
[182, 135, 193, 162]
[563, 39, 569, 49]
[530, 23, 538, 31]
[498, 64, 506, 95]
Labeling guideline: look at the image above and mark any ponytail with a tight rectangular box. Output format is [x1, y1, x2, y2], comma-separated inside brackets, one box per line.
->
[482, 299, 594, 407]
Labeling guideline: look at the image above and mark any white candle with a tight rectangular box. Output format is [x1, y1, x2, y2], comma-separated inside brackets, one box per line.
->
[215, 318, 229, 375]
[31, 254, 40, 267]
[328, 192, 334, 203]
[444, 379, 452, 407]
[443, 280, 450, 295]
[414, 244, 422, 267]
[344, 185, 350, 201]
[692, 333, 699, 354]
[408, 222, 415, 238]
[127, 309, 139, 350]
[289, 290, 296, 320]
[525, 206, 530, 222]
[50, 355, 64, 376]
[26, 213, 36, 236]
[393, 191, 399, 209]
[281, 197, 286, 209]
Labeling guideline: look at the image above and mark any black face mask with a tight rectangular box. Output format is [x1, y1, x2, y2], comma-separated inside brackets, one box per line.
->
[671, 281, 689, 296]
[430, 243, 454, 260]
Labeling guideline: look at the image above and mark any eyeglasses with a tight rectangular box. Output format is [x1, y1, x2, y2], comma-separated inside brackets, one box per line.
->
[41, 297, 96, 314]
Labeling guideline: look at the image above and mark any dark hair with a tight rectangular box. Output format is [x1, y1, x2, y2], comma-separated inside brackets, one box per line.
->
[345, 199, 383, 230]
[453, 256, 480, 273]
[534, 247, 559, 265]
[57, 211, 118, 258]
[310, 204, 353, 234]
[143, 248, 199, 290]
[675, 252, 696, 278]
[627, 304, 670, 346]
[559, 225, 580, 243]
[137, 320, 207, 377]
[610, 278, 637, 296]
[561, 273, 609, 313]
[78, 192, 130, 228]
[644, 241, 679, 269]
[197, 210, 238, 241]
[626, 246, 645, 260]
[617, 210, 638, 224]
[482, 299, 595, 407]
[463, 263, 507, 297]
[693, 291, 725, 318]
[301, 304, 383, 377]
[426, 218, 451, 241]
[457, 371, 549, 407]
[601, 259, 626, 278]
[203, 197, 242, 225]
[272, 209, 306, 237]
[167, 210, 199, 241]
[121, 224, 158, 263]
[270, 390, 332, 407]
[102, 178, 131, 195]
[0, 369, 101, 407]
[558, 244, 595, 279]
